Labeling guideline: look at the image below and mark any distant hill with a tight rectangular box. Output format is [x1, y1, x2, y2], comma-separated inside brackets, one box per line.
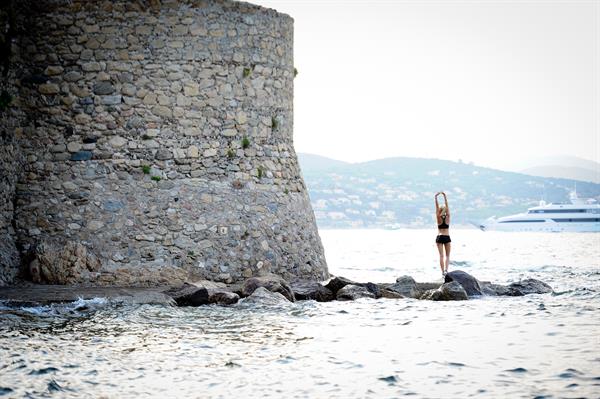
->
[509, 155, 600, 184]
[297, 153, 350, 172]
[297, 153, 600, 229]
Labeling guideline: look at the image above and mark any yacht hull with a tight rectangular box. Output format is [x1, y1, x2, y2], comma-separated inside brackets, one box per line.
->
[480, 220, 600, 233]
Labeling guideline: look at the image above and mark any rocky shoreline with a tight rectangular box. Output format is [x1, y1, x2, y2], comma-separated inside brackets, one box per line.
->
[0, 270, 552, 308]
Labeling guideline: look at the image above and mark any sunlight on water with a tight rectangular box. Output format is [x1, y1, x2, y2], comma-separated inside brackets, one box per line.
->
[1, 229, 599, 398]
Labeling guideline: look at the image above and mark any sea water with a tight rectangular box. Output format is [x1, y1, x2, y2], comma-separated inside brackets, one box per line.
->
[1, 229, 599, 398]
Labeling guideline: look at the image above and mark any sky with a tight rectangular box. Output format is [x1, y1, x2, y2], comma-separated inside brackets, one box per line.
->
[253, 0, 599, 171]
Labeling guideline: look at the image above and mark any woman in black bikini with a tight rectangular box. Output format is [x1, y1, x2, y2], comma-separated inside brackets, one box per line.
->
[435, 191, 451, 277]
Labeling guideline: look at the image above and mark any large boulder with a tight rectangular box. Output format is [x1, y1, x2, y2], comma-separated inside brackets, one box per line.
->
[444, 270, 482, 296]
[480, 282, 522, 296]
[241, 286, 292, 306]
[387, 276, 418, 298]
[163, 283, 209, 306]
[379, 289, 404, 299]
[324, 276, 356, 295]
[336, 284, 377, 301]
[291, 280, 334, 302]
[28, 240, 102, 285]
[507, 279, 553, 295]
[421, 281, 468, 301]
[207, 289, 240, 305]
[241, 274, 295, 302]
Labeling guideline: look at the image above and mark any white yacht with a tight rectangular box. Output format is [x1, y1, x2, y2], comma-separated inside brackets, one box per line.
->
[479, 191, 600, 232]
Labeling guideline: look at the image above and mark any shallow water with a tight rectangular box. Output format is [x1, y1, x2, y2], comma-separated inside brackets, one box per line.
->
[1, 229, 599, 398]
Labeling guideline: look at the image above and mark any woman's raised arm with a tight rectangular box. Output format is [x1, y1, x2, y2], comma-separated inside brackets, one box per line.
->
[442, 192, 450, 215]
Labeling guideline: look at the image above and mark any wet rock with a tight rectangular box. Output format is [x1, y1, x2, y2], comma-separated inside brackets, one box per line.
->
[387, 275, 418, 298]
[29, 240, 101, 285]
[480, 282, 523, 296]
[421, 281, 468, 301]
[291, 280, 334, 302]
[507, 279, 553, 295]
[241, 274, 295, 302]
[241, 286, 291, 306]
[113, 292, 176, 306]
[324, 276, 356, 295]
[444, 270, 483, 296]
[336, 284, 377, 301]
[362, 282, 382, 298]
[163, 283, 209, 306]
[207, 289, 239, 305]
[379, 289, 404, 299]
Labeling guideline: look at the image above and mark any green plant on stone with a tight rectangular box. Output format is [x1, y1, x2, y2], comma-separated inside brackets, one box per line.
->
[243, 67, 252, 78]
[271, 116, 278, 130]
[284, 188, 289, 195]
[293, 67, 298, 78]
[142, 165, 151, 174]
[151, 175, 161, 182]
[241, 136, 250, 149]
[227, 148, 235, 159]
[141, 134, 152, 140]
[257, 166, 264, 179]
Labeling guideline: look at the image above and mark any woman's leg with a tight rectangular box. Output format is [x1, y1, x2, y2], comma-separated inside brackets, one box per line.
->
[444, 242, 451, 273]
[436, 243, 445, 275]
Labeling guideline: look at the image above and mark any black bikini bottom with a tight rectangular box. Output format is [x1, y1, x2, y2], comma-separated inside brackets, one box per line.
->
[436, 235, 451, 244]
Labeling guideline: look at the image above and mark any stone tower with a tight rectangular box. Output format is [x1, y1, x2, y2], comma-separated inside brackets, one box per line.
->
[0, 0, 328, 286]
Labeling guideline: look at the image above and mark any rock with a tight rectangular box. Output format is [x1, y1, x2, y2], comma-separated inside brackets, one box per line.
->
[109, 136, 127, 148]
[507, 279, 553, 295]
[163, 283, 209, 306]
[38, 83, 60, 94]
[291, 280, 334, 302]
[207, 289, 239, 305]
[113, 292, 176, 306]
[70, 151, 93, 161]
[379, 289, 404, 299]
[324, 276, 356, 295]
[93, 81, 115, 95]
[241, 286, 291, 306]
[337, 284, 377, 300]
[241, 274, 295, 302]
[362, 282, 382, 298]
[480, 282, 523, 296]
[100, 95, 122, 105]
[0, 235, 20, 286]
[444, 270, 483, 296]
[387, 275, 418, 298]
[29, 240, 102, 285]
[421, 282, 468, 301]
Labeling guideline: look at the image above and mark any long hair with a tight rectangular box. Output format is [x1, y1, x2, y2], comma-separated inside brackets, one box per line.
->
[438, 205, 447, 217]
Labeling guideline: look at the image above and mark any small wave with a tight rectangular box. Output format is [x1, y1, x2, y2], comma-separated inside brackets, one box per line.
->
[0, 387, 13, 396]
[449, 260, 472, 267]
[506, 367, 528, 373]
[29, 367, 59, 375]
[378, 375, 398, 385]
[47, 379, 63, 392]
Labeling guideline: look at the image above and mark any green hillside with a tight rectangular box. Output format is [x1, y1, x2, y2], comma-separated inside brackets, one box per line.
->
[298, 154, 600, 228]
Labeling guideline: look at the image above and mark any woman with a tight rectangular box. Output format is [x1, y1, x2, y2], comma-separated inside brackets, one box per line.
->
[435, 191, 451, 277]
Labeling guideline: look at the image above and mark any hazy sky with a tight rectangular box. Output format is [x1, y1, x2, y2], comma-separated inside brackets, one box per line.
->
[253, 0, 599, 170]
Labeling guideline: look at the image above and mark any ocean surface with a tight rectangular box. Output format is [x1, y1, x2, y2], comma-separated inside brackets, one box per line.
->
[1, 229, 599, 398]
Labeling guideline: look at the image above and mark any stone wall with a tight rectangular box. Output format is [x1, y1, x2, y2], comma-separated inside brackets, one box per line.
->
[0, 0, 328, 286]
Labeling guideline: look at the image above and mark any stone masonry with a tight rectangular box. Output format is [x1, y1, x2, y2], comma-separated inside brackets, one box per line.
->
[0, 0, 328, 286]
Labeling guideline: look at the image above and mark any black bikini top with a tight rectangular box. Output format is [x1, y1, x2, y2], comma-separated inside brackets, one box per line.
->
[438, 215, 449, 229]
